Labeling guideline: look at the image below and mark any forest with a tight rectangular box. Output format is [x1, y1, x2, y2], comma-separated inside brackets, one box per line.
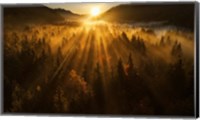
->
[3, 4, 195, 116]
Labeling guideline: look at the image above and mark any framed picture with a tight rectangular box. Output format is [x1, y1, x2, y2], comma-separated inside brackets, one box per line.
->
[1, 1, 199, 118]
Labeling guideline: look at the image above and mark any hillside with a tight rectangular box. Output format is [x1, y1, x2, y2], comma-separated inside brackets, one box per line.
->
[3, 5, 81, 26]
[54, 8, 83, 20]
[100, 3, 195, 29]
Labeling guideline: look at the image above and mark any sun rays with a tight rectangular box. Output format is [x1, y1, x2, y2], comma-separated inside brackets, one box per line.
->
[4, 16, 194, 114]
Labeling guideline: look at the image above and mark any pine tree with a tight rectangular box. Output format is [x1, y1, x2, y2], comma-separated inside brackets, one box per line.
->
[117, 58, 126, 83]
[160, 36, 165, 46]
[171, 41, 182, 58]
[93, 62, 104, 113]
[56, 46, 63, 66]
[169, 58, 185, 96]
[82, 64, 88, 82]
[121, 32, 129, 43]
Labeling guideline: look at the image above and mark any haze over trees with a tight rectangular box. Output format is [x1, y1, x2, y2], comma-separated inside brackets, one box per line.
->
[3, 3, 195, 116]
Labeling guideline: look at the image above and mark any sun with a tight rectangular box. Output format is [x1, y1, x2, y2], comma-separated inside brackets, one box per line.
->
[90, 7, 100, 17]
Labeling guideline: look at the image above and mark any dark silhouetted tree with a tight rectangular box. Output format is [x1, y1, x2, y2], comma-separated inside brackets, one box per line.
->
[169, 58, 186, 96]
[121, 32, 129, 43]
[171, 41, 182, 58]
[93, 62, 105, 113]
[117, 58, 126, 83]
[160, 36, 165, 46]
[82, 64, 89, 82]
[131, 37, 146, 54]
[126, 53, 138, 81]
[56, 46, 63, 66]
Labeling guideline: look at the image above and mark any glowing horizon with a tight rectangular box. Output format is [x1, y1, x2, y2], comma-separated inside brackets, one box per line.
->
[45, 3, 122, 15]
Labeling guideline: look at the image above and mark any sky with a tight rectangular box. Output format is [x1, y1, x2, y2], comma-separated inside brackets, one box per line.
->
[45, 3, 123, 15]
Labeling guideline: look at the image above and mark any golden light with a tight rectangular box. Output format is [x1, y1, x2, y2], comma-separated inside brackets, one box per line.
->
[90, 7, 100, 17]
